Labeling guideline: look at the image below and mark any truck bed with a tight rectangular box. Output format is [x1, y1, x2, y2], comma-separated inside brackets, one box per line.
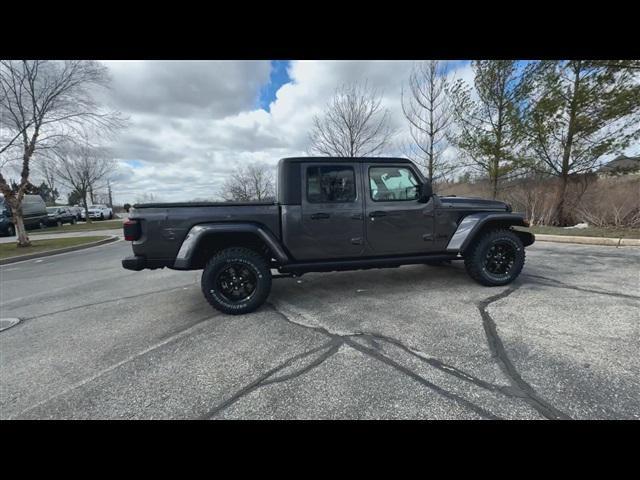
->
[128, 202, 281, 262]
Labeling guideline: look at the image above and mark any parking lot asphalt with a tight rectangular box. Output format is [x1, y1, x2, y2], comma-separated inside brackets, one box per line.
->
[1, 239, 638, 419]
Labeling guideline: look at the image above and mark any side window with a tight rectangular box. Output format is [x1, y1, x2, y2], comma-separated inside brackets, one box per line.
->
[369, 166, 419, 201]
[307, 165, 357, 203]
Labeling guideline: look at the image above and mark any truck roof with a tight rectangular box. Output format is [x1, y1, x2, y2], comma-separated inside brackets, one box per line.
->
[279, 156, 413, 165]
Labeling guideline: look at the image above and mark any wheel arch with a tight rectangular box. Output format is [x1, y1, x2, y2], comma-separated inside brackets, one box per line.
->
[446, 213, 534, 254]
[173, 223, 291, 270]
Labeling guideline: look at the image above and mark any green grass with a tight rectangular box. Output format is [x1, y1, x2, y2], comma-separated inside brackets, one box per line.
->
[30, 219, 123, 235]
[0, 236, 109, 260]
[516, 225, 640, 239]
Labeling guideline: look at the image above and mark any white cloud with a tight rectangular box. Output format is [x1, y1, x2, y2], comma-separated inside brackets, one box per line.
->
[25, 60, 474, 203]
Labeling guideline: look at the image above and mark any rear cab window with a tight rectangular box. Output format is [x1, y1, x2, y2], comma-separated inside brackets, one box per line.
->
[306, 165, 357, 203]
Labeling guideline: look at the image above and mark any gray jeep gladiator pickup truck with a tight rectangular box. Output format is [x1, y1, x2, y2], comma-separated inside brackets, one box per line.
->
[122, 157, 534, 314]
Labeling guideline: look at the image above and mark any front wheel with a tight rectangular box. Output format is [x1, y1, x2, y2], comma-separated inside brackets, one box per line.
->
[6, 224, 15, 237]
[201, 247, 272, 315]
[464, 229, 525, 286]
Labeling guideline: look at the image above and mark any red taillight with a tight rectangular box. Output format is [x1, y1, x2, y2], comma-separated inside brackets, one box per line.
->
[123, 219, 141, 241]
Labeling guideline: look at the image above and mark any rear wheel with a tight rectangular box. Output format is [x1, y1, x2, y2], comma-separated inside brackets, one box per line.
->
[100, 213, 104, 220]
[71, 217, 77, 225]
[464, 228, 525, 286]
[201, 247, 272, 315]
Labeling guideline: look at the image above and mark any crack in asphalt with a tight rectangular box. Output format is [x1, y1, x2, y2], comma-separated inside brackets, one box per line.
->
[201, 339, 342, 419]
[350, 332, 520, 398]
[343, 337, 501, 419]
[524, 274, 640, 301]
[478, 286, 572, 420]
[261, 303, 504, 419]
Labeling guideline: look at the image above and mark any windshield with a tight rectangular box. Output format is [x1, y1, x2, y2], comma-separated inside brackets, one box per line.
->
[47, 207, 59, 213]
[89, 205, 100, 209]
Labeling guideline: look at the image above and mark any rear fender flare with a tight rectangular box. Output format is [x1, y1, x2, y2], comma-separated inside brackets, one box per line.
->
[446, 213, 532, 253]
[173, 223, 290, 269]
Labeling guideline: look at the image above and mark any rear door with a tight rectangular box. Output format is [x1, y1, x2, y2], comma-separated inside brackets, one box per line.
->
[364, 163, 436, 255]
[298, 162, 364, 260]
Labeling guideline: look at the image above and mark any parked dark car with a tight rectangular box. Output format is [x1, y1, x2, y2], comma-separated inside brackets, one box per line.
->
[122, 157, 535, 315]
[0, 194, 49, 237]
[45, 206, 77, 227]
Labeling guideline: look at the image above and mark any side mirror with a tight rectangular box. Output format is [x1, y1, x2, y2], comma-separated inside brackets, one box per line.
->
[418, 182, 432, 203]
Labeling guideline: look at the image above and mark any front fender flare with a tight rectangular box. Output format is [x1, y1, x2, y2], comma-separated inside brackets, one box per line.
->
[446, 213, 531, 253]
[173, 223, 290, 269]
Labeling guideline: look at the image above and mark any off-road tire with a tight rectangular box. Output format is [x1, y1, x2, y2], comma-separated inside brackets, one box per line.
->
[201, 247, 272, 315]
[464, 228, 525, 286]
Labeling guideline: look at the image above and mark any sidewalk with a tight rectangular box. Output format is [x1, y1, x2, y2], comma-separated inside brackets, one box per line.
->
[0, 229, 123, 244]
[535, 234, 640, 247]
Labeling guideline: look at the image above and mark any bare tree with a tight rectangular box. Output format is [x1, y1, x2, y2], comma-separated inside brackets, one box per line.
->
[135, 192, 159, 204]
[220, 163, 275, 201]
[309, 81, 395, 157]
[0, 60, 124, 246]
[401, 61, 456, 182]
[52, 142, 116, 224]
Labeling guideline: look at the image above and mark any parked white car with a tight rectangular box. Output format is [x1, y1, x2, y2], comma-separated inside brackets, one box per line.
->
[82, 204, 113, 221]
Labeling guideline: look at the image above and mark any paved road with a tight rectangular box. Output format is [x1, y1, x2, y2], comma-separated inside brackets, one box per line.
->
[1, 240, 638, 419]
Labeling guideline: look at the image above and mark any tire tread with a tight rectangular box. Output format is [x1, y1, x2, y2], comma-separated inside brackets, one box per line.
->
[464, 228, 525, 286]
[201, 247, 271, 315]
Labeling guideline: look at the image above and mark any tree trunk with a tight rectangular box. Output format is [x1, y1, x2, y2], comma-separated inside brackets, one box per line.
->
[83, 195, 92, 224]
[492, 169, 499, 200]
[13, 210, 31, 247]
[553, 62, 581, 227]
[552, 175, 569, 226]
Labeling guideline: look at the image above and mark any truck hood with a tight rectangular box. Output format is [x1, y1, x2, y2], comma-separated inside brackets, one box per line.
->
[438, 196, 510, 211]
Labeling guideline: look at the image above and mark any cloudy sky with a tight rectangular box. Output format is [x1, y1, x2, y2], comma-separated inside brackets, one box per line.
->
[92, 60, 472, 204]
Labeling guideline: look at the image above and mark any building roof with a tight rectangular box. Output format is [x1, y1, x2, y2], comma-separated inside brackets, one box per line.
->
[598, 155, 640, 172]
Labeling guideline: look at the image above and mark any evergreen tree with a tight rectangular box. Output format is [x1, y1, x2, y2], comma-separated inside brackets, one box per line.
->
[522, 60, 640, 225]
[449, 61, 534, 199]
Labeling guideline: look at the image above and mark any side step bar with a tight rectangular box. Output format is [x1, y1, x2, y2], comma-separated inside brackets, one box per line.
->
[278, 253, 459, 275]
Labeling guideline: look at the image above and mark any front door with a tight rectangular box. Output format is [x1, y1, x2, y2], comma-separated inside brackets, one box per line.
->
[298, 162, 365, 260]
[364, 163, 436, 255]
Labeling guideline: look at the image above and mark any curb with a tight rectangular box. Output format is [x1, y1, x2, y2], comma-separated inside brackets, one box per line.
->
[535, 234, 640, 247]
[0, 236, 120, 265]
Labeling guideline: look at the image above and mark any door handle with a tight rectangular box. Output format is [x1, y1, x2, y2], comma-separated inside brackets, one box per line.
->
[310, 212, 330, 220]
[369, 211, 387, 218]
